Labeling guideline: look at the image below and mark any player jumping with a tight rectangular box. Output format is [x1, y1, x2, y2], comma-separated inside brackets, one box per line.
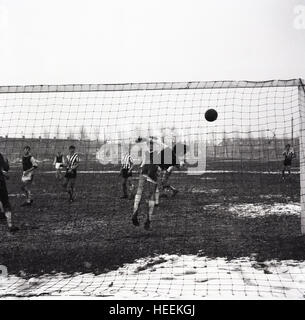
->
[120, 152, 134, 199]
[132, 136, 165, 230]
[21, 146, 38, 207]
[62, 145, 80, 203]
[0, 153, 19, 233]
[282, 143, 296, 180]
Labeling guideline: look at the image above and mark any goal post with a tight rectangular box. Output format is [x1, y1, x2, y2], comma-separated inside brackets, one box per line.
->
[299, 79, 305, 234]
[0, 78, 305, 233]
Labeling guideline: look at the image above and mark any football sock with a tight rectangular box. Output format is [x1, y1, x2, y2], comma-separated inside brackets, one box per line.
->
[148, 200, 155, 221]
[5, 211, 12, 228]
[133, 194, 141, 214]
[155, 188, 160, 205]
[122, 181, 128, 197]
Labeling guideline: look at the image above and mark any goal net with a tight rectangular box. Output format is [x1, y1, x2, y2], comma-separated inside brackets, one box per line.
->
[0, 79, 305, 298]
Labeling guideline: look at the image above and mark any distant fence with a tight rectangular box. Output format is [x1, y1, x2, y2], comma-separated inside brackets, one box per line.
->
[0, 137, 300, 167]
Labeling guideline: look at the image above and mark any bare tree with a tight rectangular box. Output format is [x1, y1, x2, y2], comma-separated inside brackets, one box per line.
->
[93, 126, 100, 141]
[247, 127, 253, 140]
[134, 126, 142, 140]
[79, 126, 87, 140]
[43, 129, 50, 139]
[222, 130, 228, 158]
[55, 125, 61, 139]
[67, 129, 75, 140]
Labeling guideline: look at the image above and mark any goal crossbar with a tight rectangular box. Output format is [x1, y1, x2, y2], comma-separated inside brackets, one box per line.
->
[0, 79, 304, 94]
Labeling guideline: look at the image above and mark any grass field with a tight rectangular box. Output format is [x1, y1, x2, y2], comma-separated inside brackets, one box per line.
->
[1, 163, 305, 298]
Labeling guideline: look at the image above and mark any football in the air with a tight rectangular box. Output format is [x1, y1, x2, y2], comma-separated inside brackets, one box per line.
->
[205, 108, 218, 122]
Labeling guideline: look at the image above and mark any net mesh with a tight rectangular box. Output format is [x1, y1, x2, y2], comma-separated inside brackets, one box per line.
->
[0, 79, 305, 299]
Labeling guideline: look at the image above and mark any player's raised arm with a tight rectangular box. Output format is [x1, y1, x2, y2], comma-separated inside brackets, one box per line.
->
[136, 136, 169, 150]
[292, 148, 296, 158]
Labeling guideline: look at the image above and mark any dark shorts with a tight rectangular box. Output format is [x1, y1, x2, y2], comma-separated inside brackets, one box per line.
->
[63, 177, 76, 189]
[284, 159, 292, 166]
[141, 164, 160, 183]
[121, 168, 132, 179]
[0, 179, 11, 211]
[65, 170, 77, 179]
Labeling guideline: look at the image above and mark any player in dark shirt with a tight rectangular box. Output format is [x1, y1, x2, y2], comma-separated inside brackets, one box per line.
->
[157, 143, 188, 197]
[132, 137, 163, 230]
[0, 153, 19, 233]
[282, 144, 296, 179]
[132, 137, 187, 230]
[53, 151, 65, 180]
[21, 146, 38, 206]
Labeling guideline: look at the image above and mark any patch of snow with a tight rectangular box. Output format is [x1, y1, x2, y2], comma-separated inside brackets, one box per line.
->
[1, 254, 305, 299]
[227, 203, 301, 218]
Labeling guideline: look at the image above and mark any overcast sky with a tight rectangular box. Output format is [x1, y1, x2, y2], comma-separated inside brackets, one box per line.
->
[0, 0, 304, 85]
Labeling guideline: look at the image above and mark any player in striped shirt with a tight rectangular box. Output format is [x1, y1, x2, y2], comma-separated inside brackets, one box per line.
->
[0, 153, 19, 233]
[62, 145, 80, 203]
[21, 146, 38, 206]
[120, 153, 134, 199]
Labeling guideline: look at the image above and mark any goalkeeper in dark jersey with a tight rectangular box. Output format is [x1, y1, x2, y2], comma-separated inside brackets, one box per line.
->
[0, 153, 19, 233]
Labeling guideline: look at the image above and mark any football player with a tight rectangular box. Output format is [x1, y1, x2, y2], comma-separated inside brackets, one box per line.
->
[158, 142, 188, 197]
[120, 153, 134, 199]
[282, 143, 296, 179]
[21, 146, 38, 206]
[62, 145, 80, 203]
[132, 136, 165, 230]
[53, 151, 65, 180]
[0, 152, 19, 233]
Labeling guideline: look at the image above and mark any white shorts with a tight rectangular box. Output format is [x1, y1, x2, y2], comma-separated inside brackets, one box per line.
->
[55, 163, 62, 170]
[21, 173, 33, 183]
